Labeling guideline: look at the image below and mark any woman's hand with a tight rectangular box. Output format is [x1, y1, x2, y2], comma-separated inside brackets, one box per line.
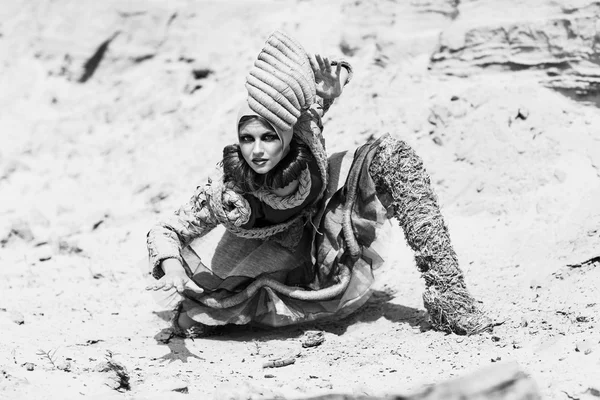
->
[310, 54, 348, 100]
[146, 259, 204, 294]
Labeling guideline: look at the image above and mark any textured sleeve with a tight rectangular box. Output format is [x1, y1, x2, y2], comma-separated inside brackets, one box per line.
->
[146, 186, 219, 279]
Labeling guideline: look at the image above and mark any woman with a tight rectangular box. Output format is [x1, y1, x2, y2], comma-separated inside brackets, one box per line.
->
[146, 31, 491, 337]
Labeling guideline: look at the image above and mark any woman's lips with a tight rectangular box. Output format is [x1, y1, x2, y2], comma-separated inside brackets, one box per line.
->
[252, 159, 267, 166]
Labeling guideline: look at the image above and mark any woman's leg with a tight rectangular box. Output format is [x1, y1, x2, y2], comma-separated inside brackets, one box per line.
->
[177, 311, 198, 331]
[368, 135, 491, 335]
[170, 302, 213, 338]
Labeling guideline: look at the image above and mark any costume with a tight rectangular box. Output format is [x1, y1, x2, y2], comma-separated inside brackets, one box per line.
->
[146, 32, 490, 336]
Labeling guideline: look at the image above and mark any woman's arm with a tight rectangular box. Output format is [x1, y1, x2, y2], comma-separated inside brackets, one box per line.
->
[146, 185, 219, 279]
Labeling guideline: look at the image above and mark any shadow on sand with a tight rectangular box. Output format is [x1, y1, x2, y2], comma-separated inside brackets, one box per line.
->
[150, 289, 431, 362]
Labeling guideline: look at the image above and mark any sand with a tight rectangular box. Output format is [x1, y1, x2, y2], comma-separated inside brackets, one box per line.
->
[1, 0, 599, 399]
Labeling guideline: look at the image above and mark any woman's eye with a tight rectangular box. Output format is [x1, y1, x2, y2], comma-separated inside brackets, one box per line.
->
[239, 135, 253, 143]
[262, 134, 279, 142]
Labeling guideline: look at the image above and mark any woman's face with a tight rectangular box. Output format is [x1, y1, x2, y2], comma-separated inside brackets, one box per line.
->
[238, 118, 287, 174]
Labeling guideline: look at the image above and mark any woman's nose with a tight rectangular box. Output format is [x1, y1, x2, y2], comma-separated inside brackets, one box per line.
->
[252, 141, 264, 156]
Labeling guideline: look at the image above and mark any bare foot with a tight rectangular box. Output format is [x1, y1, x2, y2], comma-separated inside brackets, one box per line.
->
[174, 311, 213, 338]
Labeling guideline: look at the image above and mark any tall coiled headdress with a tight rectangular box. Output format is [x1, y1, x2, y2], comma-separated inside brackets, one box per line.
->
[245, 31, 317, 135]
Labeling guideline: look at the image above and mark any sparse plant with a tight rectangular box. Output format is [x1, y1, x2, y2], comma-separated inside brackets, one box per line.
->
[36, 348, 59, 369]
[252, 339, 261, 355]
[103, 350, 131, 392]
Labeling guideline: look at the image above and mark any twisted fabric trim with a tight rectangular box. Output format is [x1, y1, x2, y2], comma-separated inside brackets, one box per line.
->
[252, 167, 311, 210]
[200, 171, 315, 241]
[226, 208, 314, 240]
[202, 180, 251, 228]
[294, 109, 328, 200]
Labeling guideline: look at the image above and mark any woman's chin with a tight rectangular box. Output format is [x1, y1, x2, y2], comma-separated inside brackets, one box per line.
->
[250, 164, 272, 174]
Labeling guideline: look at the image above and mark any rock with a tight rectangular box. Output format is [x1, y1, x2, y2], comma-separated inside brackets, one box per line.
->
[57, 361, 71, 372]
[512, 341, 522, 349]
[10, 220, 34, 242]
[575, 339, 594, 354]
[301, 331, 325, 348]
[516, 107, 529, 120]
[428, 104, 451, 127]
[35, 243, 53, 261]
[586, 387, 600, 397]
[58, 239, 84, 255]
[554, 169, 567, 183]
[430, 1, 600, 98]
[166, 380, 188, 393]
[23, 363, 35, 371]
[529, 279, 541, 289]
[9, 311, 25, 325]
[0, 220, 12, 245]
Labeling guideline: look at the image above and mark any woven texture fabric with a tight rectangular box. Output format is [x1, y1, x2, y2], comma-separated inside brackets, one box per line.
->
[251, 166, 312, 210]
[368, 135, 491, 335]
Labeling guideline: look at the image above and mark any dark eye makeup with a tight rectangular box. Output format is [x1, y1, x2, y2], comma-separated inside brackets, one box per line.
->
[238, 133, 280, 143]
[238, 134, 254, 143]
[261, 133, 279, 142]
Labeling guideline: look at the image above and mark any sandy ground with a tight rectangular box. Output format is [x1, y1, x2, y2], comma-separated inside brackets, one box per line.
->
[1, 0, 599, 399]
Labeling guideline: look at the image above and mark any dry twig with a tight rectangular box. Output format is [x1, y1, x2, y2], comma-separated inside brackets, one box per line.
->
[36, 348, 59, 369]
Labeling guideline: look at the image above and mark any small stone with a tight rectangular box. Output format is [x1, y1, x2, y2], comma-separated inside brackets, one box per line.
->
[529, 279, 541, 289]
[575, 340, 593, 354]
[520, 317, 528, 327]
[586, 387, 600, 397]
[10, 311, 25, 325]
[10, 220, 35, 242]
[432, 136, 443, 146]
[161, 380, 188, 393]
[35, 243, 53, 262]
[57, 361, 71, 372]
[516, 107, 529, 120]
[554, 169, 567, 183]
[264, 374, 275, 378]
[491, 336, 501, 342]
[301, 331, 325, 348]
[23, 362, 35, 371]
